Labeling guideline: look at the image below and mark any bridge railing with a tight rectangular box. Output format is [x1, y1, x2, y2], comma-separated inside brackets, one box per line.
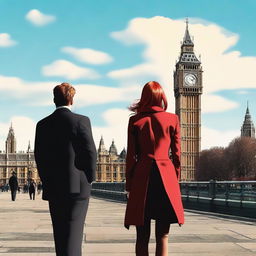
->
[91, 182, 126, 201]
[180, 180, 256, 202]
[92, 180, 256, 218]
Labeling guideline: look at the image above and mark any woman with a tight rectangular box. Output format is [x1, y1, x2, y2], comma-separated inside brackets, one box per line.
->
[124, 81, 184, 256]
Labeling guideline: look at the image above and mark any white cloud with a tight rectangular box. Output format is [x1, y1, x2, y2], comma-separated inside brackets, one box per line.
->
[202, 94, 238, 113]
[109, 16, 256, 113]
[201, 126, 240, 150]
[108, 63, 155, 81]
[26, 9, 56, 26]
[0, 74, 138, 107]
[0, 75, 53, 105]
[62, 47, 113, 65]
[74, 83, 138, 107]
[42, 60, 100, 80]
[0, 33, 17, 47]
[0, 116, 36, 151]
[93, 108, 131, 152]
[236, 90, 249, 95]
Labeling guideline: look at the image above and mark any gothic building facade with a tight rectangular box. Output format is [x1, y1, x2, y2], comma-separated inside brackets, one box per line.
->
[241, 103, 255, 138]
[173, 20, 203, 181]
[0, 125, 126, 186]
[0, 125, 39, 186]
[96, 136, 126, 182]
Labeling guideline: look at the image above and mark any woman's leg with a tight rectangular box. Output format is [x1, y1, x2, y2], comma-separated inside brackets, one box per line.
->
[136, 218, 151, 256]
[155, 220, 170, 256]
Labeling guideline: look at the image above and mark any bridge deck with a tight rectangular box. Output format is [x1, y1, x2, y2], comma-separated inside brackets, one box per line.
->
[0, 192, 255, 256]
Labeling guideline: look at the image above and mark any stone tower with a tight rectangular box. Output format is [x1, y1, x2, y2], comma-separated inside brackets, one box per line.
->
[5, 123, 16, 153]
[173, 20, 203, 181]
[241, 103, 255, 138]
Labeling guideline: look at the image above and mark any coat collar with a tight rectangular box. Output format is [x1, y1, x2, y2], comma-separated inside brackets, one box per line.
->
[140, 105, 165, 113]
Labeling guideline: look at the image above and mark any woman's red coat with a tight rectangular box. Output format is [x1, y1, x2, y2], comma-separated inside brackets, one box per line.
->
[124, 106, 184, 227]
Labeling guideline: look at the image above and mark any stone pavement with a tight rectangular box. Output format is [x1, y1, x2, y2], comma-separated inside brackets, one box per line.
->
[0, 192, 256, 256]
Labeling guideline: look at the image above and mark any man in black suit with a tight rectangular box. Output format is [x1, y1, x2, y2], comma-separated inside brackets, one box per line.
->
[9, 172, 18, 201]
[34, 82, 96, 256]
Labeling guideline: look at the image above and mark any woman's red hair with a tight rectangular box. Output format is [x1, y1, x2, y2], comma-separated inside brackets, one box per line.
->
[129, 81, 168, 113]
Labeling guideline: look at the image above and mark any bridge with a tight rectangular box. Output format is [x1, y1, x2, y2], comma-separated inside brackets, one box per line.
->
[92, 181, 256, 219]
[0, 192, 255, 255]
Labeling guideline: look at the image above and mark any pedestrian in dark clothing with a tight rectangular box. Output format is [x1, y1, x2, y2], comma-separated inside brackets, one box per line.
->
[37, 182, 42, 195]
[23, 184, 28, 193]
[29, 180, 36, 200]
[9, 172, 18, 201]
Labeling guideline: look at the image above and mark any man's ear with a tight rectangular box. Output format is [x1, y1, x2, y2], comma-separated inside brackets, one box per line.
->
[70, 99, 73, 106]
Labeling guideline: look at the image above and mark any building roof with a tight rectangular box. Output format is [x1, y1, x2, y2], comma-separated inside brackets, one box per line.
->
[241, 102, 255, 138]
[182, 19, 194, 46]
[109, 140, 118, 155]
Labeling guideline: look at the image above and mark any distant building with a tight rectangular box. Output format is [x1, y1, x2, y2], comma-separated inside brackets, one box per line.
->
[241, 103, 255, 138]
[0, 125, 126, 186]
[0, 124, 39, 186]
[96, 136, 126, 182]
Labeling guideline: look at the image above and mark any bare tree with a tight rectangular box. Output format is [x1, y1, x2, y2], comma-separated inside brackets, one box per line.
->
[196, 137, 256, 181]
[196, 147, 228, 181]
[225, 137, 256, 180]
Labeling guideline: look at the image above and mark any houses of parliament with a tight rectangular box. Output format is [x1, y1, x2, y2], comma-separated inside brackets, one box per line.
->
[0, 125, 126, 186]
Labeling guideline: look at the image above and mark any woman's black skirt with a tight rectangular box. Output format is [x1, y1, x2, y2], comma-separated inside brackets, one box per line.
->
[144, 161, 178, 223]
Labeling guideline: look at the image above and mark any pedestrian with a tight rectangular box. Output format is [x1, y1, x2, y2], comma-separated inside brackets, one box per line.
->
[29, 180, 36, 200]
[124, 81, 184, 256]
[34, 82, 96, 256]
[8, 172, 18, 201]
[37, 182, 42, 195]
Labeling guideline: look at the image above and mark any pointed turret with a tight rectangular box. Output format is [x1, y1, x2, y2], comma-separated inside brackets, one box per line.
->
[119, 147, 126, 159]
[5, 123, 17, 153]
[109, 139, 118, 155]
[178, 19, 200, 64]
[27, 141, 31, 153]
[241, 102, 255, 138]
[183, 18, 194, 46]
[98, 135, 107, 154]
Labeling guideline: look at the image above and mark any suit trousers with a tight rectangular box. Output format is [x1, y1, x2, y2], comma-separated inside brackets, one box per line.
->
[49, 198, 89, 256]
[11, 189, 17, 201]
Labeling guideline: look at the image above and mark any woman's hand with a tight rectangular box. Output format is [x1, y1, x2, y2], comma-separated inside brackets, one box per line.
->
[126, 191, 130, 199]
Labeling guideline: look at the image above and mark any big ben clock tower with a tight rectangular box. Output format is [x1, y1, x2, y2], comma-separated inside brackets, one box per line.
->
[174, 20, 203, 181]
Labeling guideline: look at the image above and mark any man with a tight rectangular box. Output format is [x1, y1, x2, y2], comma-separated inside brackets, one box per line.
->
[34, 82, 96, 256]
[9, 172, 18, 201]
[28, 180, 36, 200]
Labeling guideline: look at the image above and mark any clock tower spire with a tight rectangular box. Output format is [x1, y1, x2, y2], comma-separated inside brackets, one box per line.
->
[173, 20, 203, 181]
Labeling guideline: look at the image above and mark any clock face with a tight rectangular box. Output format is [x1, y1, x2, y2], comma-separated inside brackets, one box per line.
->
[185, 74, 197, 86]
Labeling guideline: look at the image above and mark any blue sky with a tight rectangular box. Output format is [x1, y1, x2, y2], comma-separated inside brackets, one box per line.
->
[0, 0, 256, 151]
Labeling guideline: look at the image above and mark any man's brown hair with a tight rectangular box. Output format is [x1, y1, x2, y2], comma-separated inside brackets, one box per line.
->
[53, 82, 76, 107]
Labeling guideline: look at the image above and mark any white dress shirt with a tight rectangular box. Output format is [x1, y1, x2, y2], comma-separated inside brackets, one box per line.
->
[56, 105, 72, 111]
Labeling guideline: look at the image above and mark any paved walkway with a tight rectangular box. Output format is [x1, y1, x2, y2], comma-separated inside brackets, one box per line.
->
[0, 192, 255, 256]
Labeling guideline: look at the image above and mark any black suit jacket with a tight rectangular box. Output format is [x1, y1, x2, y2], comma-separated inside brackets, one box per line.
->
[34, 108, 97, 201]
